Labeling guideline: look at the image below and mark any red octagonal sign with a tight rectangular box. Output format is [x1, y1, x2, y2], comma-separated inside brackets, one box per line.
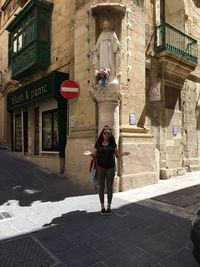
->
[60, 80, 80, 99]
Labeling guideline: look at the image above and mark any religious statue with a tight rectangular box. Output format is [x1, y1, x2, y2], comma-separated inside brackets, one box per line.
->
[92, 19, 121, 85]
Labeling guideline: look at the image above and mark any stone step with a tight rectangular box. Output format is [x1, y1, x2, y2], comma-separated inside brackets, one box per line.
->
[0, 144, 11, 151]
[189, 165, 200, 172]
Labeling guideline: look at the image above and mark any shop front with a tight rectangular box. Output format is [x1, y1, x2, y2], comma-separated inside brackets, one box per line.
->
[7, 71, 68, 173]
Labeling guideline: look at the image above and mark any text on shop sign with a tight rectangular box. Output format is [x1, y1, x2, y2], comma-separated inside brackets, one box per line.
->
[11, 84, 48, 105]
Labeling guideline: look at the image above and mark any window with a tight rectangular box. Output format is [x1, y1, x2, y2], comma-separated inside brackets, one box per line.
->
[15, 112, 28, 152]
[9, 12, 35, 59]
[15, 114, 22, 152]
[12, 27, 23, 54]
[42, 109, 59, 151]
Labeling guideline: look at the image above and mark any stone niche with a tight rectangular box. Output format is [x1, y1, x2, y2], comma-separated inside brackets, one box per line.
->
[90, 3, 126, 139]
[91, 3, 126, 43]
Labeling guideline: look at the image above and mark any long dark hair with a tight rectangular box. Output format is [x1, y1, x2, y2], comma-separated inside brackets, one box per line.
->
[95, 125, 116, 148]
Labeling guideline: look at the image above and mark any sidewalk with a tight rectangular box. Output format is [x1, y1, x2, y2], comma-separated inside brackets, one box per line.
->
[0, 149, 199, 267]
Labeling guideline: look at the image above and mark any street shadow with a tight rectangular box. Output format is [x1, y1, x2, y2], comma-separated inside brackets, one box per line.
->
[0, 200, 198, 267]
[0, 150, 94, 207]
[39, 201, 199, 267]
[0, 148, 199, 266]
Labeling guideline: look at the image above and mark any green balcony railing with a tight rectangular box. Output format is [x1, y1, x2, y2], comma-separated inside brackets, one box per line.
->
[155, 23, 198, 64]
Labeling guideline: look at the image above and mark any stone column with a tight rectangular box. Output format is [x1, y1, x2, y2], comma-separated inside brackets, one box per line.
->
[92, 84, 122, 144]
[91, 83, 123, 192]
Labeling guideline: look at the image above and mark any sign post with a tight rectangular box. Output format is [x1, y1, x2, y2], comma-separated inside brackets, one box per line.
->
[60, 80, 80, 99]
[149, 81, 161, 101]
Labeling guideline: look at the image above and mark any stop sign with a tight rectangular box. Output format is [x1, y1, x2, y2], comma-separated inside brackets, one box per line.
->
[60, 80, 80, 99]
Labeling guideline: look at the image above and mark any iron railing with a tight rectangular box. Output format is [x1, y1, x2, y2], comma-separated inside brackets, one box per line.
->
[155, 23, 198, 64]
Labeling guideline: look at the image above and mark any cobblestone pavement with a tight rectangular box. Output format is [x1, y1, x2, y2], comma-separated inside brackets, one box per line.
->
[0, 149, 200, 267]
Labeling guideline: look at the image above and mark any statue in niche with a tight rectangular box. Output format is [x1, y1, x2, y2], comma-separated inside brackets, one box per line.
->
[92, 19, 121, 85]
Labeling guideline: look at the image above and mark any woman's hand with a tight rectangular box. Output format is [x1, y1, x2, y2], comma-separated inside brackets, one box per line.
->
[123, 152, 130, 156]
[83, 151, 92, 156]
[115, 148, 130, 158]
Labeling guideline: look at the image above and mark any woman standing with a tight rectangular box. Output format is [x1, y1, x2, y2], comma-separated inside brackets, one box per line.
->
[84, 125, 130, 215]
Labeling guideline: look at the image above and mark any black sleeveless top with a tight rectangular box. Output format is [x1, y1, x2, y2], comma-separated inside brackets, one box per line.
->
[95, 143, 116, 168]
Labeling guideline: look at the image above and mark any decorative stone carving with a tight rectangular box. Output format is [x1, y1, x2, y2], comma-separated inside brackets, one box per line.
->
[157, 51, 197, 88]
[91, 84, 124, 103]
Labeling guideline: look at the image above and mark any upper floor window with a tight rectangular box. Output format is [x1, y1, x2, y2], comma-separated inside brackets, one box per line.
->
[9, 11, 36, 60]
[6, 0, 53, 79]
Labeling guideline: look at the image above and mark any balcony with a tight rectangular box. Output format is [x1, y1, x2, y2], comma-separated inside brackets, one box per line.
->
[6, 0, 53, 80]
[156, 23, 198, 63]
[11, 41, 50, 79]
[155, 23, 198, 86]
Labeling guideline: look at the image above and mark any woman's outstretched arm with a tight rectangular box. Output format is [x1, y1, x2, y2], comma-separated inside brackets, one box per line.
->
[83, 148, 97, 158]
[114, 147, 130, 159]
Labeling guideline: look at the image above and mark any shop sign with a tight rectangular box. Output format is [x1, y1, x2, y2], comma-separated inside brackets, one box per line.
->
[7, 71, 68, 111]
[149, 81, 161, 101]
[11, 84, 48, 105]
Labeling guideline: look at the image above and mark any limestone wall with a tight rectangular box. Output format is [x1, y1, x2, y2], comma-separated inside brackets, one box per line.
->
[0, 0, 19, 145]
[50, 0, 74, 77]
[145, 0, 200, 177]
[65, 0, 97, 185]
[65, 0, 158, 189]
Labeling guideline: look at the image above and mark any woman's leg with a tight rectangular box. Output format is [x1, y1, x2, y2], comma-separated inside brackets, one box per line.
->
[106, 167, 115, 207]
[97, 167, 106, 208]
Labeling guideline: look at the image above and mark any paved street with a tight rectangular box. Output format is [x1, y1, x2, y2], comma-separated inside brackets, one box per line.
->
[0, 149, 200, 267]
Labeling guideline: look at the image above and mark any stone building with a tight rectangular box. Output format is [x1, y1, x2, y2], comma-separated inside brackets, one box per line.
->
[0, 0, 199, 191]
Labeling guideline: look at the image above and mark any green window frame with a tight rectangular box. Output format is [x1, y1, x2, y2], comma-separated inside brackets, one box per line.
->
[8, 12, 36, 64]
[8, 12, 36, 65]
[42, 109, 59, 151]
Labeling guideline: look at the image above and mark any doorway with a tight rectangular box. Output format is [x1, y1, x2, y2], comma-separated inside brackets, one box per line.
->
[34, 107, 39, 155]
[15, 112, 28, 152]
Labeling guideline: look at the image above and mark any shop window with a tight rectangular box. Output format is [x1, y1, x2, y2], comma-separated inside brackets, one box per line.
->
[15, 114, 22, 152]
[42, 109, 59, 151]
[15, 112, 28, 152]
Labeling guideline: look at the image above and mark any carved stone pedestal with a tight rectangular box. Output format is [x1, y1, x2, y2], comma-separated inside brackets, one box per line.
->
[91, 84, 123, 192]
[91, 84, 123, 143]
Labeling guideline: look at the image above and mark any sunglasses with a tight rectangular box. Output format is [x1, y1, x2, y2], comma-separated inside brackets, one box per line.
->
[103, 131, 111, 136]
